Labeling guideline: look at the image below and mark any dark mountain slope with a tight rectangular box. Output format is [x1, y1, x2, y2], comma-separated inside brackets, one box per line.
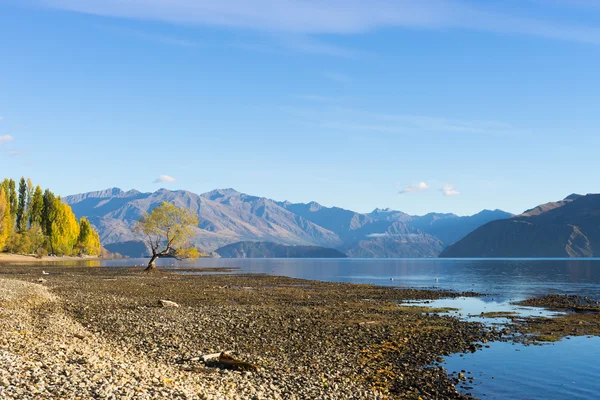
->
[441, 194, 600, 258]
[215, 242, 347, 258]
[408, 209, 513, 245]
[342, 221, 445, 258]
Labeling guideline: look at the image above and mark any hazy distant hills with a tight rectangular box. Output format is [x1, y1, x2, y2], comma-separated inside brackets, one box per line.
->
[64, 188, 512, 258]
[440, 194, 600, 258]
[215, 242, 347, 259]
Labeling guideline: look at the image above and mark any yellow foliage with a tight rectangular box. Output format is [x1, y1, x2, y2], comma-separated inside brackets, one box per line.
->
[135, 202, 200, 262]
[50, 200, 80, 256]
[77, 217, 101, 256]
[174, 247, 200, 259]
[0, 188, 11, 250]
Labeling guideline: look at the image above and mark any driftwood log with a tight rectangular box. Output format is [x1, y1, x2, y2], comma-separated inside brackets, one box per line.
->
[179, 351, 258, 372]
[216, 352, 259, 372]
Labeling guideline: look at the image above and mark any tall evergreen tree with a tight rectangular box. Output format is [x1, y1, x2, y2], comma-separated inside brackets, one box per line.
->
[29, 185, 44, 227]
[16, 177, 27, 232]
[42, 189, 57, 236]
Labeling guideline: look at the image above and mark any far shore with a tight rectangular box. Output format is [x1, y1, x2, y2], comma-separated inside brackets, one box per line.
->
[0, 253, 100, 264]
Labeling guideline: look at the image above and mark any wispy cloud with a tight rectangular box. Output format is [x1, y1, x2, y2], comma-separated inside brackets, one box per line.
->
[40, 0, 600, 45]
[278, 35, 361, 58]
[295, 94, 336, 103]
[375, 114, 520, 135]
[98, 25, 202, 48]
[288, 106, 529, 137]
[322, 72, 350, 83]
[153, 174, 177, 183]
[7, 150, 26, 157]
[399, 182, 429, 195]
[0, 135, 14, 145]
[231, 35, 360, 58]
[441, 184, 460, 196]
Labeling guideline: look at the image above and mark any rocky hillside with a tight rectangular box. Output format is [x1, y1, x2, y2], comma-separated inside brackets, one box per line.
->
[215, 242, 347, 258]
[440, 194, 600, 258]
[64, 188, 511, 258]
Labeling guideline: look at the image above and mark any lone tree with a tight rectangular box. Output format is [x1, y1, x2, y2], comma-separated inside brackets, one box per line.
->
[135, 202, 200, 271]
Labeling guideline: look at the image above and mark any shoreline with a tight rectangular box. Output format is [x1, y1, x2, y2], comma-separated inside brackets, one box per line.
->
[0, 253, 100, 264]
[0, 264, 499, 399]
[3, 264, 596, 399]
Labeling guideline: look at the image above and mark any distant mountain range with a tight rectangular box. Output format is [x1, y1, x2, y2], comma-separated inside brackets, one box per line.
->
[441, 194, 600, 258]
[215, 242, 347, 259]
[63, 188, 512, 258]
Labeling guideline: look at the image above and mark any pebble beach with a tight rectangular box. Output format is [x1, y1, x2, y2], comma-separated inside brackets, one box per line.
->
[0, 264, 504, 399]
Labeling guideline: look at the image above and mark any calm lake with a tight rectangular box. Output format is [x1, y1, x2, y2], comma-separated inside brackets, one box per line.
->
[100, 258, 600, 399]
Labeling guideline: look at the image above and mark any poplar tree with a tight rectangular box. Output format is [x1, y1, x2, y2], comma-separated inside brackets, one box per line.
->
[25, 178, 34, 227]
[42, 189, 57, 236]
[50, 199, 80, 256]
[29, 186, 44, 227]
[1, 177, 103, 257]
[8, 179, 17, 225]
[0, 179, 8, 197]
[16, 177, 27, 232]
[77, 217, 101, 256]
[0, 188, 11, 250]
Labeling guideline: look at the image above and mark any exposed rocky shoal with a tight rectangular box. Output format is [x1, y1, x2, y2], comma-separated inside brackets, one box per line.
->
[0, 265, 505, 399]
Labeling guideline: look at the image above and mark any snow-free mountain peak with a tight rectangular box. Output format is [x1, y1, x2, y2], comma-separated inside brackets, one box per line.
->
[64, 187, 512, 258]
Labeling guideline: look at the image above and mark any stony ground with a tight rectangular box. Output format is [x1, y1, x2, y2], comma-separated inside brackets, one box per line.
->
[0, 265, 505, 399]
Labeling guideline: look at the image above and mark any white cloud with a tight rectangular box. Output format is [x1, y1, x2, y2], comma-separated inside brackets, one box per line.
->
[399, 181, 429, 194]
[153, 174, 177, 183]
[7, 150, 26, 157]
[0, 135, 14, 145]
[39, 0, 600, 45]
[441, 184, 460, 196]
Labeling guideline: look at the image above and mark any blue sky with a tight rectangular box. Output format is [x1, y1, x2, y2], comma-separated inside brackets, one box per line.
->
[1, 0, 599, 216]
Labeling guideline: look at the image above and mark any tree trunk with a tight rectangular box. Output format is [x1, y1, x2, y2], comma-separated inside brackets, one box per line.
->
[145, 254, 159, 272]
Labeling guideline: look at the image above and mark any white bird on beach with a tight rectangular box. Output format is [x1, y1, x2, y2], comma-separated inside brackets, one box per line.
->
[42, 271, 49, 275]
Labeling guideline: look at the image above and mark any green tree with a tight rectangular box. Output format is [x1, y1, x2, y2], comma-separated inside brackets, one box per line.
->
[76, 217, 101, 256]
[27, 223, 48, 257]
[16, 177, 27, 232]
[42, 189, 57, 236]
[134, 202, 199, 271]
[6, 232, 31, 255]
[0, 188, 11, 250]
[49, 199, 80, 256]
[24, 178, 34, 227]
[29, 185, 44, 227]
[8, 179, 17, 226]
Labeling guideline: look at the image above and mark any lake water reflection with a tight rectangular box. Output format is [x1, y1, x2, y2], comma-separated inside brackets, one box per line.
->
[102, 258, 600, 301]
